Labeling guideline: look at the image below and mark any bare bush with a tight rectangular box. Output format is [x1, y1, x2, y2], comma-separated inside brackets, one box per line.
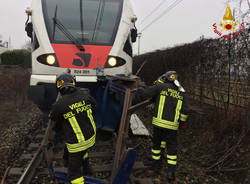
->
[0, 67, 30, 111]
[134, 26, 250, 112]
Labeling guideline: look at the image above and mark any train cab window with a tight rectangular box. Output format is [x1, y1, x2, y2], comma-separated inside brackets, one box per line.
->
[25, 22, 33, 38]
[32, 34, 40, 50]
[43, 0, 123, 45]
[123, 36, 132, 57]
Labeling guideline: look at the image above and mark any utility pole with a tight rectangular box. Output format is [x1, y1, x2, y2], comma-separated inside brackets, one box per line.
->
[137, 32, 142, 55]
[8, 36, 11, 49]
[227, 31, 232, 112]
[227, 9, 236, 111]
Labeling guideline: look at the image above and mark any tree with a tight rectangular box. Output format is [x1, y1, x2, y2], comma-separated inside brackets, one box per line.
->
[0, 34, 3, 47]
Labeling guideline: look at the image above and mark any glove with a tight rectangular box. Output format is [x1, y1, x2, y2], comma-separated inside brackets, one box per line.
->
[132, 88, 144, 105]
[179, 121, 187, 129]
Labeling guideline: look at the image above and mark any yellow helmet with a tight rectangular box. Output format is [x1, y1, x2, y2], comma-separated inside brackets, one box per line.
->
[56, 73, 76, 92]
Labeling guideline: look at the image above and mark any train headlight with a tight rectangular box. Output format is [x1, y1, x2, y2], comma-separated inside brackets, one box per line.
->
[46, 55, 56, 65]
[37, 54, 59, 67]
[108, 57, 117, 67]
[104, 56, 126, 68]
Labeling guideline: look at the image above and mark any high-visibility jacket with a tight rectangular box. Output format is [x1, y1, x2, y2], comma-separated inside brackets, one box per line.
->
[50, 88, 97, 153]
[142, 79, 188, 130]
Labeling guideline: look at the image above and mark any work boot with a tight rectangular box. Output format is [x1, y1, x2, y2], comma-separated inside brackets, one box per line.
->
[145, 155, 163, 168]
[82, 158, 94, 176]
[167, 171, 175, 183]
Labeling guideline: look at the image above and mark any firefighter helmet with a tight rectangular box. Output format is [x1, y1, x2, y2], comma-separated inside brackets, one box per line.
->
[56, 73, 76, 92]
[164, 71, 178, 82]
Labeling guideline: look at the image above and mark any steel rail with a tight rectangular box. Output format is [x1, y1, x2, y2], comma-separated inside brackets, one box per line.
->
[17, 148, 43, 184]
[16, 95, 61, 184]
[0, 167, 10, 184]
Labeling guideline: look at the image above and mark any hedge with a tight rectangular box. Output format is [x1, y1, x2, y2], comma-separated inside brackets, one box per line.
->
[0, 49, 31, 68]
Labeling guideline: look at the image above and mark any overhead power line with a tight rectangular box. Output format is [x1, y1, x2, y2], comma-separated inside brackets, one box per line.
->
[138, 0, 167, 26]
[140, 0, 184, 32]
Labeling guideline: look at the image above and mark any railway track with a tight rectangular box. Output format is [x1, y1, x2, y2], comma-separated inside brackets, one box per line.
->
[1, 128, 48, 184]
[2, 120, 154, 184]
[1, 76, 156, 184]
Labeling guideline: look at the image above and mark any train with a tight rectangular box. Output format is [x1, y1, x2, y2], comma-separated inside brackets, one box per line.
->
[25, 0, 138, 131]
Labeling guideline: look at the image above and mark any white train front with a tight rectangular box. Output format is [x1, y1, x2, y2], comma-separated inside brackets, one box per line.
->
[25, 0, 137, 130]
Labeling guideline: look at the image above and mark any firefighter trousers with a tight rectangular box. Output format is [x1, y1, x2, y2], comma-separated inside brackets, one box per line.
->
[151, 126, 177, 172]
[66, 149, 89, 184]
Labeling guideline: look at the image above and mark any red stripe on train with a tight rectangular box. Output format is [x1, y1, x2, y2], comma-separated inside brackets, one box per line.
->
[51, 44, 112, 69]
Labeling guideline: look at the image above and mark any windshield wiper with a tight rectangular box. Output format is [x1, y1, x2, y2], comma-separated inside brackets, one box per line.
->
[53, 5, 85, 51]
[92, 0, 103, 41]
[80, 0, 84, 42]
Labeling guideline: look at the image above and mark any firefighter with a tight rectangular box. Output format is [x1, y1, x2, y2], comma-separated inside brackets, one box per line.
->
[50, 73, 97, 184]
[139, 71, 189, 182]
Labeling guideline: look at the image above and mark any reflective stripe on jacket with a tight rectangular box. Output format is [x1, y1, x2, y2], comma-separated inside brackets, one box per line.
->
[142, 80, 188, 130]
[50, 88, 97, 153]
[66, 109, 96, 153]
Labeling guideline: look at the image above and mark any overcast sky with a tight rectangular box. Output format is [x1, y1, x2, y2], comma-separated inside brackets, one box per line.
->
[0, 0, 249, 54]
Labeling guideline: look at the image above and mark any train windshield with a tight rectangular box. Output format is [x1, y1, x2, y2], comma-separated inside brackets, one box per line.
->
[43, 0, 123, 45]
